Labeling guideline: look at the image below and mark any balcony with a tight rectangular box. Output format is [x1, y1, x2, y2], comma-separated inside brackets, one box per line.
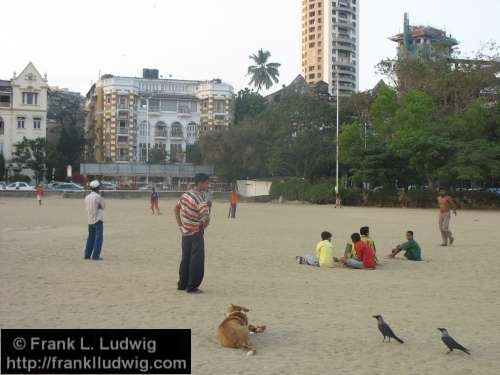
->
[116, 156, 129, 162]
[118, 127, 129, 135]
[154, 130, 168, 138]
[177, 107, 192, 118]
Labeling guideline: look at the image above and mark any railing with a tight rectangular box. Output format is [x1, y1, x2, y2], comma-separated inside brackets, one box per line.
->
[154, 131, 168, 137]
[0, 102, 10, 107]
[116, 156, 129, 162]
[80, 163, 214, 177]
[118, 128, 129, 135]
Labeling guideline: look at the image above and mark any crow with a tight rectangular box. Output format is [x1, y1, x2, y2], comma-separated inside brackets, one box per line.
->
[372, 315, 404, 343]
[437, 328, 470, 355]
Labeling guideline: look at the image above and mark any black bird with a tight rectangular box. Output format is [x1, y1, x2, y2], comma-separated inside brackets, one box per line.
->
[372, 315, 404, 343]
[437, 328, 471, 355]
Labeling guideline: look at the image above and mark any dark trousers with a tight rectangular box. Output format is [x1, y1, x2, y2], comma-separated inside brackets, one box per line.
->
[178, 231, 205, 291]
[84, 220, 103, 259]
[230, 203, 237, 218]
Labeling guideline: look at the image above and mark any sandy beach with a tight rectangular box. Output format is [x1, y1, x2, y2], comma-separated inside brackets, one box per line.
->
[1, 196, 500, 375]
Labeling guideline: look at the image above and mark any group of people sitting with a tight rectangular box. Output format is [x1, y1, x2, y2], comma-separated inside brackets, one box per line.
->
[296, 226, 422, 270]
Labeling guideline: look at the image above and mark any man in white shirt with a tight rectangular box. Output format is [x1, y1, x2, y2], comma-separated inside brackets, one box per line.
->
[84, 180, 106, 260]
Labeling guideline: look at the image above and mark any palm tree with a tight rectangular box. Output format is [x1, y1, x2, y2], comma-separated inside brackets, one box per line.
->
[247, 49, 281, 91]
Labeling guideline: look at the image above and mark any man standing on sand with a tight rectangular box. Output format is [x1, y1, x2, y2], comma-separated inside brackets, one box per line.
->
[229, 190, 238, 218]
[174, 173, 210, 294]
[438, 189, 457, 246]
[35, 184, 44, 206]
[84, 180, 106, 260]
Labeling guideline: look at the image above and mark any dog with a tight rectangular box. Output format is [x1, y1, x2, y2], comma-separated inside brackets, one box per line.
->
[216, 304, 266, 355]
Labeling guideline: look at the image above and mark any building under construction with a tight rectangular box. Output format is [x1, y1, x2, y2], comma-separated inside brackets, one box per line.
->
[390, 13, 458, 61]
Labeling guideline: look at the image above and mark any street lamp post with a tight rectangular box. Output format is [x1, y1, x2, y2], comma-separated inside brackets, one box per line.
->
[335, 68, 340, 196]
[146, 97, 150, 185]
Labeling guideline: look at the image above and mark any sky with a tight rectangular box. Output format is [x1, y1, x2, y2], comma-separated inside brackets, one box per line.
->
[1, 0, 499, 96]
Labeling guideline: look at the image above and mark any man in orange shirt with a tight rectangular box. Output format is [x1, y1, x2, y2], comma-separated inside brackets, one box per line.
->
[229, 190, 238, 219]
[35, 185, 44, 206]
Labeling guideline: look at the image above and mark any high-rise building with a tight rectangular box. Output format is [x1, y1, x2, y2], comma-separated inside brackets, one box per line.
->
[301, 0, 359, 96]
[84, 70, 234, 163]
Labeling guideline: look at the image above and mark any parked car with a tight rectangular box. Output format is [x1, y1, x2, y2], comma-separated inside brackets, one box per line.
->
[52, 182, 83, 191]
[0, 181, 6, 190]
[100, 182, 117, 190]
[6, 182, 35, 191]
[486, 187, 500, 195]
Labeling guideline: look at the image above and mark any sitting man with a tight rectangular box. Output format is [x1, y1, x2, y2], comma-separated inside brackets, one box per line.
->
[339, 233, 376, 270]
[296, 231, 335, 268]
[388, 230, 422, 261]
[360, 226, 377, 261]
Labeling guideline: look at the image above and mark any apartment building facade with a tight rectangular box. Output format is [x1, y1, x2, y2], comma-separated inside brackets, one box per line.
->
[85, 69, 234, 163]
[301, 0, 359, 96]
[0, 62, 48, 160]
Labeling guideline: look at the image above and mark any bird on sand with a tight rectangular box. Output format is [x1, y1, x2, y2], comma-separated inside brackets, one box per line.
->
[437, 328, 470, 355]
[372, 315, 404, 343]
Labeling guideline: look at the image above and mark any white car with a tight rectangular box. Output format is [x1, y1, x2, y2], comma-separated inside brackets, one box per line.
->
[6, 182, 35, 191]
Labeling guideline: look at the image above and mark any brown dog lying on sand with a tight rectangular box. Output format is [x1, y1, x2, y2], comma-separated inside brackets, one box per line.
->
[216, 304, 266, 355]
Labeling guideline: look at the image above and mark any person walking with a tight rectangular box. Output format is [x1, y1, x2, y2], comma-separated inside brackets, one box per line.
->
[84, 180, 105, 260]
[174, 173, 211, 294]
[150, 187, 160, 215]
[229, 190, 238, 218]
[438, 189, 457, 246]
[35, 184, 44, 206]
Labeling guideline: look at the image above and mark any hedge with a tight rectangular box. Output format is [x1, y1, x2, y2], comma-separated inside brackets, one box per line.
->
[270, 180, 500, 209]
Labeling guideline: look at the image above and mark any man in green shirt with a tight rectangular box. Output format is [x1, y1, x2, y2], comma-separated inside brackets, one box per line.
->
[389, 231, 422, 261]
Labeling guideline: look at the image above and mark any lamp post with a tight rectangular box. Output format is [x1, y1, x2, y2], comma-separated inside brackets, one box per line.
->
[146, 96, 150, 185]
[335, 68, 340, 196]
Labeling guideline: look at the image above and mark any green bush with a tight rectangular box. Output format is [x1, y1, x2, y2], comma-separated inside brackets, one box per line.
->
[270, 178, 311, 201]
[305, 183, 334, 204]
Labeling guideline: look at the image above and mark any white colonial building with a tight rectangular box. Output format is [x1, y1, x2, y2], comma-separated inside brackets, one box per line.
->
[85, 69, 234, 163]
[0, 62, 48, 160]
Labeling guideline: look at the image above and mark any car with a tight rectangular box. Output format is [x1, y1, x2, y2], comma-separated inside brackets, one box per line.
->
[0, 181, 6, 190]
[52, 182, 83, 191]
[100, 182, 117, 190]
[6, 182, 35, 191]
[371, 186, 384, 192]
[486, 187, 500, 195]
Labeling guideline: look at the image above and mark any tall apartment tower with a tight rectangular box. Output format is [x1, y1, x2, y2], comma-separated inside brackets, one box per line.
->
[301, 0, 359, 96]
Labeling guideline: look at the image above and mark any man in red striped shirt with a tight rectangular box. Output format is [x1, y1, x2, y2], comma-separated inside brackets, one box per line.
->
[174, 173, 211, 294]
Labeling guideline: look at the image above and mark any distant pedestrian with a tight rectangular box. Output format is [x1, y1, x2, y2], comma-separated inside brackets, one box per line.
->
[438, 189, 457, 246]
[150, 187, 160, 215]
[174, 173, 211, 294]
[35, 185, 44, 206]
[84, 180, 105, 260]
[334, 193, 342, 208]
[388, 230, 422, 261]
[229, 190, 238, 218]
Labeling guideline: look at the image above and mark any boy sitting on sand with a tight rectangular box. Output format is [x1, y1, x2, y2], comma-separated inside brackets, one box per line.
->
[339, 233, 376, 269]
[296, 231, 334, 268]
[388, 230, 422, 261]
[360, 226, 377, 258]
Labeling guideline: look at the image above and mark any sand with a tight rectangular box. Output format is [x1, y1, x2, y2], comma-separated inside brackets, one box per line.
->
[1, 196, 500, 375]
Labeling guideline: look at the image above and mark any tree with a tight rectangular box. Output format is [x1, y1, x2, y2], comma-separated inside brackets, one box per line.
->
[149, 148, 169, 164]
[186, 143, 203, 164]
[247, 49, 281, 91]
[46, 90, 85, 179]
[234, 88, 266, 125]
[10, 137, 47, 183]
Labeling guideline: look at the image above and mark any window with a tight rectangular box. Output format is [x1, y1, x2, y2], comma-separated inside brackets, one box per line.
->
[17, 117, 25, 129]
[33, 118, 41, 129]
[214, 100, 225, 113]
[170, 122, 183, 137]
[0, 95, 10, 107]
[140, 121, 148, 137]
[22, 92, 38, 105]
[161, 100, 177, 111]
[0, 117, 4, 135]
[118, 96, 128, 109]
